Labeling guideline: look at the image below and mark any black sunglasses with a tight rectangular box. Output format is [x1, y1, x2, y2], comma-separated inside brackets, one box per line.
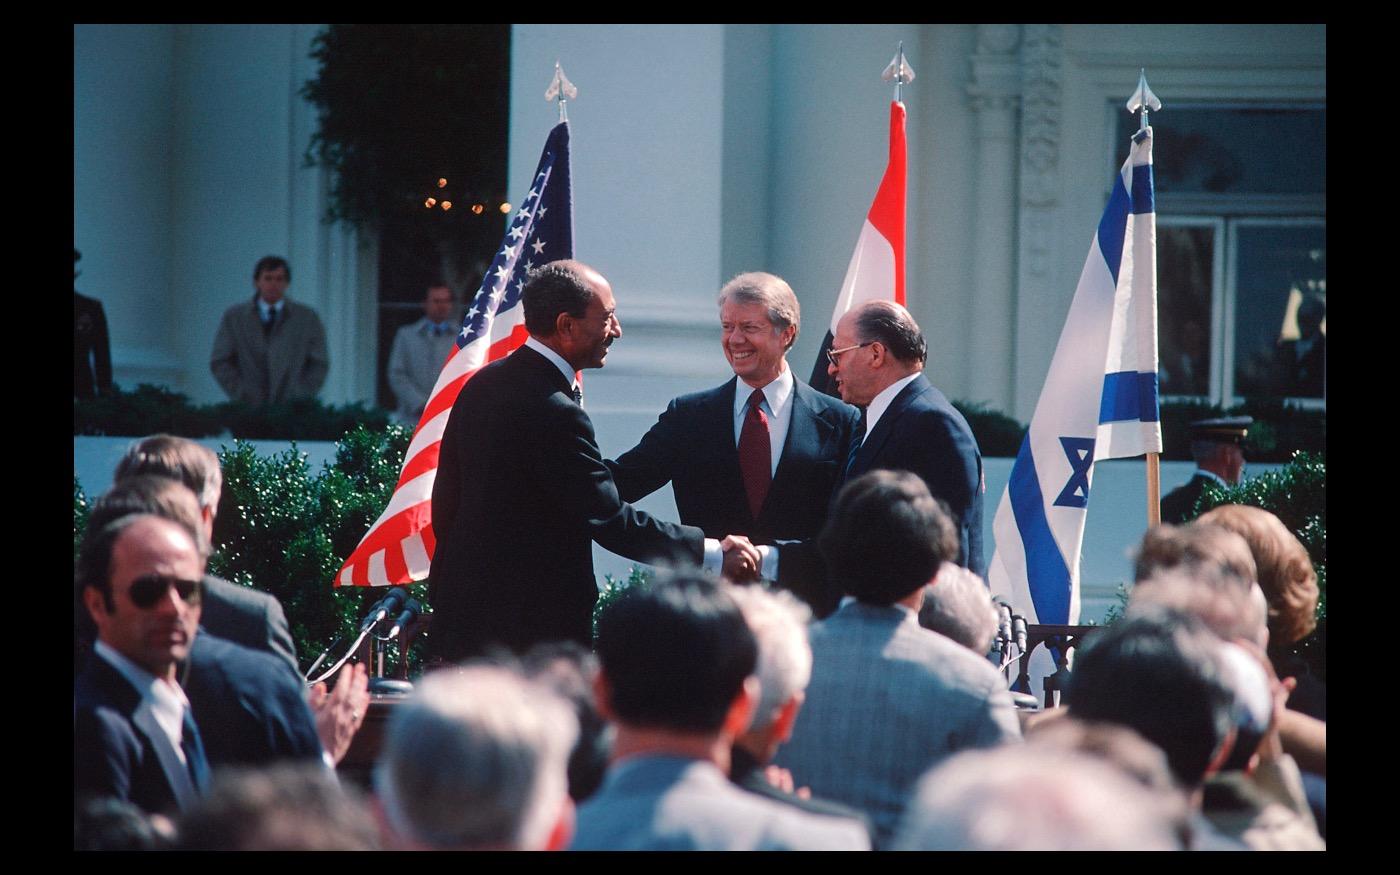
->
[128, 575, 202, 609]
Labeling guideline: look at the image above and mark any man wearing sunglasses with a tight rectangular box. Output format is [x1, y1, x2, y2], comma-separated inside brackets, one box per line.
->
[75, 514, 209, 815]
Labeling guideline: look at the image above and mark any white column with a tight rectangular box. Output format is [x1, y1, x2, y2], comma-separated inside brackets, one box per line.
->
[964, 25, 1021, 412]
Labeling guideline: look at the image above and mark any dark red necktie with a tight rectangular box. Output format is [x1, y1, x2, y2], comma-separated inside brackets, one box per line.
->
[738, 388, 771, 521]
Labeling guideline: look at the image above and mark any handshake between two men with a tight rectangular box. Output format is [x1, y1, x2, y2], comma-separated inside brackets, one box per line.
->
[718, 535, 765, 583]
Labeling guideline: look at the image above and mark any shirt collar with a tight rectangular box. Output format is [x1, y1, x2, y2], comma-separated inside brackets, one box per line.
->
[1193, 469, 1229, 488]
[257, 298, 283, 320]
[732, 364, 794, 419]
[524, 335, 578, 388]
[864, 372, 921, 435]
[94, 639, 190, 713]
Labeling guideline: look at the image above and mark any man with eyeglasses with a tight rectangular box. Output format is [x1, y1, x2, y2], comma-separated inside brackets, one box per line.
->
[75, 514, 210, 815]
[606, 273, 860, 616]
[824, 301, 986, 577]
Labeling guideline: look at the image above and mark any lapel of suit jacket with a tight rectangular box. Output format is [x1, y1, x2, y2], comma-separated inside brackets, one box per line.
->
[93, 656, 200, 810]
[850, 374, 932, 478]
[765, 380, 822, 516]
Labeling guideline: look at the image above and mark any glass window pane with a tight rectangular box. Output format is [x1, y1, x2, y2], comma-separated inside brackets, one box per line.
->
[1233, 225, 1326, 399]
[1157, 225, 1215, 397]
[1117, 107, 1325, 195]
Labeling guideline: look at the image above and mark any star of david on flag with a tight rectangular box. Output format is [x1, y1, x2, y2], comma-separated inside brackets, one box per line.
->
[335, 121, 574, 587]
[987, 126, 1161, 626]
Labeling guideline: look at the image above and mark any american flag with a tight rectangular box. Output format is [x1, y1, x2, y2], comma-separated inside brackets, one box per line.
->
[336, 121, 574, 587]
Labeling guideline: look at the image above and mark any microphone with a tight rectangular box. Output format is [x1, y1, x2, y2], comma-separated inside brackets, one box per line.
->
[1012, 614, 1028, 655]
[359, 587, 408, 633]
[386, 598, 423, 640]
[994, 600, 1014, 652]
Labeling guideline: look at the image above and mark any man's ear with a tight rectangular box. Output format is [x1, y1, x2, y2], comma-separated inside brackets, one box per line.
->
[82, 586, 108, 624]
[592, 670, 616, 722]
[554, 311, 574, 339]
[1205, 726, 1237, 779]
[722, 675, 759, 738]
[543, 795, 576, 851]
[772, 693, 805, 744]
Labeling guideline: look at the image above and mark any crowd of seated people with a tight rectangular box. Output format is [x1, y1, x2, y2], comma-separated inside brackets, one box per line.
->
[76, 440, 1324, 852]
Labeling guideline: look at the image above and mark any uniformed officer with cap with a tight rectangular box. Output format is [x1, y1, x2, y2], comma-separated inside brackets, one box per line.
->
[1160, 416, 1252, 524]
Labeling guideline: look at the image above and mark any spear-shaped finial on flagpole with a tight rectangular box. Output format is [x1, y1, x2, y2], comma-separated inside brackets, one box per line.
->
[1126, 68, 1161, 134]
[545, 60, 577, 123]
[882, 41, 915, 104]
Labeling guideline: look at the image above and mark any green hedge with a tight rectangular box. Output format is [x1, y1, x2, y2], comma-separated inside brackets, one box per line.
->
[1194, 450, 1326, 619]
[951, 397, 1325, 461]
[1104, 451, 1326, 624]
[74, 424, 423, 673]
[74, 383, 390, 441]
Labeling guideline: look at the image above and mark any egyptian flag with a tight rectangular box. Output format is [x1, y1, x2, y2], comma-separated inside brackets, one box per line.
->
[809, 100, 906, 394]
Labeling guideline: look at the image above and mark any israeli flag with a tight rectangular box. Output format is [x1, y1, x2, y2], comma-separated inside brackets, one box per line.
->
[988, 127, 1161, 626]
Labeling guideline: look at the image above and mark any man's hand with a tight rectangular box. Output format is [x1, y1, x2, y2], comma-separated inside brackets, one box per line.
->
[1234, 638, 1296, 766]
[720, 534, 761, 582]
[307, 661, 370, 765]
[763, 764, 812, 799]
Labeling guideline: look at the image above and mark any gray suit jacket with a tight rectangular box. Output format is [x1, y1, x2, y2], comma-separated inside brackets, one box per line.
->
[210, 297, 329, 405]
[773, 600, 1021, 846]
[387, 317, 458, 423]
[198, 575, 300, 680]
[571, 755, 870, 850]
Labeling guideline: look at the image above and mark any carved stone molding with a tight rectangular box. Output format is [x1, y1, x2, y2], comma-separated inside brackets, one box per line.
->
[968, 23, 1022, 113]
[1018, 24, 1064, 279]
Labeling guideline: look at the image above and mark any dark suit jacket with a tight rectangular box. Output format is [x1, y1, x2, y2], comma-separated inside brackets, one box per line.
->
[428, 345, 705, 662]
[846, 374, 986, 578]
[607, 377, 860, 612]
[182, 633, 323, 770]
[200, 574, 300, 679]
[1160, 472, 1216, 525]
[74, 291, 112, 398]
[74, 653, 200, 815]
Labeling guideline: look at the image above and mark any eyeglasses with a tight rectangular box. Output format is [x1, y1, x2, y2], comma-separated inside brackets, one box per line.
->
[826, 341, 874, 367]
[128, 575, 202, 609]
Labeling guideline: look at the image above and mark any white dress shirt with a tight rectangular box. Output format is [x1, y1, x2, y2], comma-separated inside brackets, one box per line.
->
[731, 365, 795, 478]
[94, 639, 193, 766]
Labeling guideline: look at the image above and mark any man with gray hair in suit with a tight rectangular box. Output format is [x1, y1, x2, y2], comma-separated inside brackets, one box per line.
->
[725, 585, 873, 840]
[374, 664, 579, 850]
[773, 470, 1020, 846]
[918, 562, 1000, 657]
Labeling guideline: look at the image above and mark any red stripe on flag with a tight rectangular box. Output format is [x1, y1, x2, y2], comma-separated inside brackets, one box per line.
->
[865, 101, 907, 306]
[336, 499, 433, 587]
[398, 442, 441, 490]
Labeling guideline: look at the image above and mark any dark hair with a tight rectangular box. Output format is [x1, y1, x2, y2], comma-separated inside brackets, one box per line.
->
[855, 300, 926, 364]
[76, 513, 156, 612]
[521, 641, 610, 803]
[253, 255, 291, 283]
[176, 763, 379, 851]
[819, 470, 956, 604]
[74, 797, 175, 851]
[594, 572, 757, 733]
[1066, 608, 1234, 788]
[521, 260, 594, 337]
